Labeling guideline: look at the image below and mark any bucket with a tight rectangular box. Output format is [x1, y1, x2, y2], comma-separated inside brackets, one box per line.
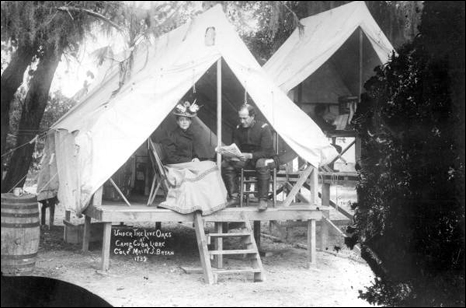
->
[1, 193, 40, 276]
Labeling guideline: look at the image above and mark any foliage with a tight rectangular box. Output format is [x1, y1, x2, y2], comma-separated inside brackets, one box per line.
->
[229, 1, 422, 65]
[1, 1, 123, 55]
[365, 1, 423, 48]
[347, 2, 465, 306]
[230, 1, 422, 63]
[39, 91, 77, 131]
[3, 90, 76, 172]
[213, 1, 304, 63]
[1, 1, 125, 191]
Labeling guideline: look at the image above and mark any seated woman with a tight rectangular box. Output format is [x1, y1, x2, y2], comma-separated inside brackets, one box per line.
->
[159, 100, 228, 215]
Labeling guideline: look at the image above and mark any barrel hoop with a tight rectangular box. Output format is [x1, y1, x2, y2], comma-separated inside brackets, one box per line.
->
[1, 253, 37, 260]
[1, 212, 39, 218]
[1, 222, 40, 228]
[1, 203, 39, 210]
[1, 193, 37, 202]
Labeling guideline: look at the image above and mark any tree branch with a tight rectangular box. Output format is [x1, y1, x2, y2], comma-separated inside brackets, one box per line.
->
[279, 1, 304, 33]
[57, 6, 122, 32]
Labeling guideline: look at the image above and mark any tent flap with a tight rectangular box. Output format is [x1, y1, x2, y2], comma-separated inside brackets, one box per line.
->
[37, 4, 337, 215]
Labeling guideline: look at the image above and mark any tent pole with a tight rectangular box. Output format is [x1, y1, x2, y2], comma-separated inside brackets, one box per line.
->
[216, 58, 222, 168]
[359, 28, 363, 101]
[215, 58, 224, 270]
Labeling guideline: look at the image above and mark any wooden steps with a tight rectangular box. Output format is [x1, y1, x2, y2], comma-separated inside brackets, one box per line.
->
[193, 212, 265, 284]
[213, 267, 261, 274]
[208, 249, 256, 255]
[207, 232, 250, 238]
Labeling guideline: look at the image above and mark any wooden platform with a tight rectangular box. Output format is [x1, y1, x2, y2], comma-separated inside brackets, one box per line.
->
[82, 202, 328, 271]
[83, 202, 324, 222]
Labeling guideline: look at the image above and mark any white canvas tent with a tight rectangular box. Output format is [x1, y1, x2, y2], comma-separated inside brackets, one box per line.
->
[37, 4, 338, 215]
[264, 1, 395, 105]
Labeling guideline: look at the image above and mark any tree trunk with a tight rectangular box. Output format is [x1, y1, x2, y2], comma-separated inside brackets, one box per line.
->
[1, 45, 35, 179]
[1, 45, 62, 193]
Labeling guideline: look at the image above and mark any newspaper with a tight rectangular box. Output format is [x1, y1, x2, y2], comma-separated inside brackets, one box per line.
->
[215, 143, 243, 160]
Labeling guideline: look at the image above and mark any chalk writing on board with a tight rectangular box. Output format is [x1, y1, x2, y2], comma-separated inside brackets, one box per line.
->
[112, 228, 174, 261]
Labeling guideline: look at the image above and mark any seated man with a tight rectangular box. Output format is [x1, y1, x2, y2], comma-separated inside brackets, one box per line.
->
[309, 104, 337, 134]
[222, 103, 274, 211]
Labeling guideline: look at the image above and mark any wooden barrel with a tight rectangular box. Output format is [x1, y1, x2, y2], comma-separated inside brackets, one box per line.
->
[1, 193, 40, 276]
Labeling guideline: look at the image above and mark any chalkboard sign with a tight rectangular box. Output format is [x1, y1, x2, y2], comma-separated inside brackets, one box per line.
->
[112, 227, 174, 262]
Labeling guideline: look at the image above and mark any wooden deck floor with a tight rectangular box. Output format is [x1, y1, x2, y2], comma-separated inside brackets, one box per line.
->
[81, 201, 329, 272]
[83, 202, 326, 222]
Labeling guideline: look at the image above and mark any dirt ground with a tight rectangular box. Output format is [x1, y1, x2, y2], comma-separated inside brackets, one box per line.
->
[24, 212, 376, 307]
[8, 183, 378, 307]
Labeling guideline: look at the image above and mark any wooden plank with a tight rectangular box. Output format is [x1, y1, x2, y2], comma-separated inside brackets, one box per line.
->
[64, 210, 71, 242]
[84, 187, 102, 252]
[322, 216, 345, 235]
[310, 168, 318, 205]
[216, 58, 222, 168]
[101, 222, 112, 271]
[208, 249, 256, 255]
[109, 178, 131, 207]
[321, 217, 361, 255]
[87, 206, 323, 222]
[282, 165, 314, 207]
[214, 268, 261, 274]
[284, 182, 310, 205]
[254, 221, 261, 250]
[94, 186, 103, 206]
[101, 209, 194, 222]
[90, 203, 329, 211]
[329, 197, 353, 220]
[320, 182, 330, 251]
[319, 171, 358, 177]
[308, 219, 316, 266]
[243, 213, 265, 282]
[328, 139, 356, 166]
[214, 222, 223, 269]
[320, 210, 330, 251]
[204, 208, 322, 222]
[82, 215, 91, 252]
[147, 177, 157, 206]
[317, 192, 353, 220]
[275, 221, 308, 228]
[208, 233, 249, 237]
[321, 178, 358, 185]
[83, 205, 327, 223]
[274, 203, 323, 209]
[288, 188, 351, 228]
[82, 204, 103, 221]
[359, 28, 364, 100]
[193, 212, 215, 284]
[321, 183, 331, 206]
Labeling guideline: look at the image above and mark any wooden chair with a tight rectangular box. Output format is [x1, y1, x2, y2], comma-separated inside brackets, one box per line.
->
[147, 139, 173, 206]
[239, 166, 277, 207]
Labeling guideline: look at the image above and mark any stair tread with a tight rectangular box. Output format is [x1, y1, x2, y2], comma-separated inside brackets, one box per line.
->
[213, 268, 261, 274]
[208, 249, 257, 255]
[208, 232, 250, 237]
